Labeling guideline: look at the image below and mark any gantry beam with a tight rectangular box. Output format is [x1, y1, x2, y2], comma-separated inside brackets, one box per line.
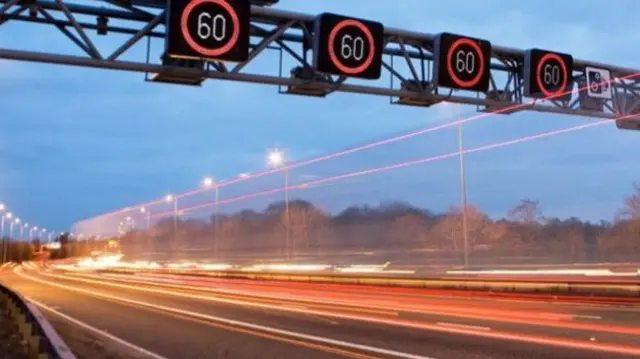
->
[1, 0, 640, 121]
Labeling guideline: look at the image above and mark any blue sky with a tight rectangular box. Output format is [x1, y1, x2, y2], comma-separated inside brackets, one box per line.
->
[1, 0, 640, 235]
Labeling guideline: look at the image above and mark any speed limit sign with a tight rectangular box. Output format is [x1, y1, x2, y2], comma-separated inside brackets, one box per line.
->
[433, 32, 492, 92]
[313, 12, 384, 79]
[524, 48, 574, 100]
[166, 0, 250, 62]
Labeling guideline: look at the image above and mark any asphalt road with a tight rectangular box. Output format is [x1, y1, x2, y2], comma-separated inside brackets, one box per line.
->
[2, 266, 640, 359]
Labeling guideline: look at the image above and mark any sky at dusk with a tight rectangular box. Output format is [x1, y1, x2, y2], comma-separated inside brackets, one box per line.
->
[1, 0, 640, 236]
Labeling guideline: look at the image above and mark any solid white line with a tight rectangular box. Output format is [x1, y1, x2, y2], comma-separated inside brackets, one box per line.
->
[574, 315, 603, 320]
[436, 322, 491, 331]
[27, 296, 168, 359]
[19, 271, 436, 359]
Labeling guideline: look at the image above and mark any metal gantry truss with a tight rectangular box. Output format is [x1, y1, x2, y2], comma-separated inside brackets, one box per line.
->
[1, 0, 640, 124]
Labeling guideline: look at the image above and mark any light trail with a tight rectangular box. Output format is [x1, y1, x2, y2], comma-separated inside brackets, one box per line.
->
[67, 271, 640, 336]
[84, 72, 639, 222]
[17, 269, 640, 357]
[148, 114, 635, 219]
[18, 270, 437, 359]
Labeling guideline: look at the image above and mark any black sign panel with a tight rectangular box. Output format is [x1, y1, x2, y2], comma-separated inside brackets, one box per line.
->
[313, 13, 384, 79]
[166, 0, 250, 62]
[433, 33, 491, 92]
[524, 49, 573, 99]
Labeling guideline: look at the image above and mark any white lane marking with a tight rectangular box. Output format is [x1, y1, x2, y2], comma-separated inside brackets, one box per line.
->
[18, 269, 640, 357]
[19, 271, 436, 359]
[52, 271, 640, 337]
[436, 322, 491, 331]
[283, 304, 308, 310]
[26, 296, 168, 359]
[574, 315, 603, 320]
[538, 312, 573, 321]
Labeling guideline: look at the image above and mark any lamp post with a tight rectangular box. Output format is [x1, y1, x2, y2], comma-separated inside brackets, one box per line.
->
[12, 218, 19, 238]
[1, 211, 10, 263]
[0, 205, 6, 263]
[455, 104, 470, 267]
[0, 203, 5, 238]
[140, 207, 151, 253]
[165, 194, 177, 247]
[9, 218, 19, 262]
[140, 207, 151, 229]
[202, 176, 221, 258]
[267, 149, 290, 260]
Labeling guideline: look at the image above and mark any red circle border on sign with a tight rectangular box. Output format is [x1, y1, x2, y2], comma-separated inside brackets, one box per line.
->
[445, 38, 485, 89]
[535, 53, 568, 98]
[180, 0, 240, 58]
[327, 19, 375, 75]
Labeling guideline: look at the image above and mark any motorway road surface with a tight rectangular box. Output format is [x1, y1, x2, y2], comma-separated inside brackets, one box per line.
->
[2, 266, 640, 359]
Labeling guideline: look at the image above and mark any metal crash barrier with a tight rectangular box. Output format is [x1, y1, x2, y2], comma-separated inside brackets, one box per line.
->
[0, 283, 76, 359]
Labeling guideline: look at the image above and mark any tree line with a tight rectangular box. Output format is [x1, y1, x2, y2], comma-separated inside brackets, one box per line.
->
[3, 184, 638, 266]
[115, 183, 640, 265]
[0, 234, 108, 263]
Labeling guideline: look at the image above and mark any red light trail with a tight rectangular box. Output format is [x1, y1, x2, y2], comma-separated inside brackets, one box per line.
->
[85, 72, 639, 222]
[147, 114, 635, 219]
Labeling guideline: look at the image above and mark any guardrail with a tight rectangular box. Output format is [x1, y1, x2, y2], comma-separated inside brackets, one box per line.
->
[98, 267, 640, 298]
[0, 282, 76, 359]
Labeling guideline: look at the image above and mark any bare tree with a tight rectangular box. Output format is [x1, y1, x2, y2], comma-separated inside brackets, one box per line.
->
[217, 217, 239, 251]
[616, 182, 640, 220]
[508, 198, 543, 223]
[430, 205, 488, 251]
[120, 185, 640, 266]
[272, 201, 332, 256]
[598, 219, 640, 261]
[389, 213, 428, 247]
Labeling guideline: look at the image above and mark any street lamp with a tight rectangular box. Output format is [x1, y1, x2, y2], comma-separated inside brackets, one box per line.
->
[267, 148, 290, 260]
[203, 176, 221, 257]
[0, 211, 9, 263]
[6, 218, 18, 262]
[140, 207, 151, 229]
[140, 206, 152, 253]
[4, 213, 12, 240]
[0, 210, 6, 262]
[202, 176, 214, 188]
[0, 206, 6, 238]
[166, 193, 178, 246]
[267, 149, 285, 167]
[20, 223, 27, 239]
[451, 105, 470, 267]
